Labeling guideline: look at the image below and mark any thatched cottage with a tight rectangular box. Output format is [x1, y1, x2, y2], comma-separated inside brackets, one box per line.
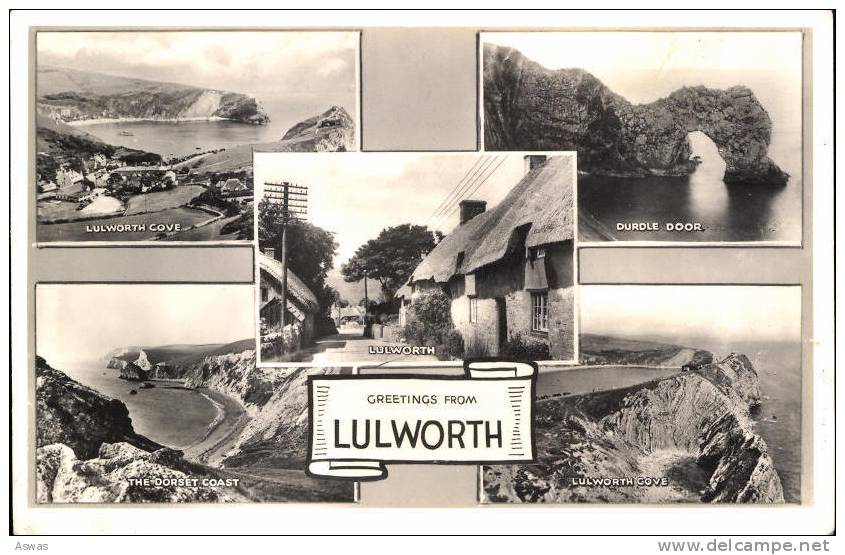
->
[258, 250, 319, 346]
[402, 155, 575, 360]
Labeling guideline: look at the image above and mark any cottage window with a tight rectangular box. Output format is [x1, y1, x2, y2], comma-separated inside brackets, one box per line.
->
[531, 292, 549, 333]
[469, 297, 478, 324]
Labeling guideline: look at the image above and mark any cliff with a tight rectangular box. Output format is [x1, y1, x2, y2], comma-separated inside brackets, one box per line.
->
[37, 66, 269, 125]
[483, 44, 788, 186]
[182, 106, 356, 174]
[179, 350, 333, 468]
[35, 357, 234, 502]
[484, 353, 784, 503]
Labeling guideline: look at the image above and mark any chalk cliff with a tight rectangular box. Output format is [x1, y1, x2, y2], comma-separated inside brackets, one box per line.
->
[35, 357, 233, 502]
[484, 353, 784, 503]
[483, 44, 789, 186]
[37, 66, 269, 125]
[180, 350, 333, 468]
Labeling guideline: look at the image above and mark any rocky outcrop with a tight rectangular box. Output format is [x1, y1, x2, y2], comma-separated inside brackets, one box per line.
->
[35, 357, 235, 503]
[36, 442, 231, 503]
[484, 354, 783, 503]
[483, 44, 788, 186]
[36, 356, 160, 459]
[106, 357, 150, 381]
[275, 105, 355, 152]
[37, 66, 269, 125]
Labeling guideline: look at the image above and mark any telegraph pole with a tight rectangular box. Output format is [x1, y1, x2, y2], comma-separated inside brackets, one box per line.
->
[263, 181, 308, 332]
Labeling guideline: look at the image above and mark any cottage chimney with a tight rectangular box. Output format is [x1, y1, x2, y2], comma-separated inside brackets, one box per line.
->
[524, 155, 548, 174]
[459, 200, 487, 225]
[264, 247, 275, 259]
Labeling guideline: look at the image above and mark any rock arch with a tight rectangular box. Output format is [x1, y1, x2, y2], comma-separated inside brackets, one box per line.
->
[483, 44, 789, 186]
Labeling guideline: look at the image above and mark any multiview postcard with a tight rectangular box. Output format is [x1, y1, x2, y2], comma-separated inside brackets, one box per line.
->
[34, 30, 360, 245]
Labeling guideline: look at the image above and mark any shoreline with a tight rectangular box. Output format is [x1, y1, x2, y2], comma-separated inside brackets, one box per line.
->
[67, 116, 231, 126]
[183, 387, 248, 467]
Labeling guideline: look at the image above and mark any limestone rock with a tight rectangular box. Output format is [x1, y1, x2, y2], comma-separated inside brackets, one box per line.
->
[483, 44, 789, 186]
[36, 442, 231, 503]
[484, 353, 784, 503]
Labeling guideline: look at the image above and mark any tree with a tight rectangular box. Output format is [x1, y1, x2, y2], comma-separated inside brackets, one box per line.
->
[258, 198, 338, 317]
[341, 224, 442, 301]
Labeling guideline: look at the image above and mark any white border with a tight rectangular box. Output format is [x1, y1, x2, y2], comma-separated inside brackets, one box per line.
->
[253, 151, 579, 369]
[10, 9, 835, 537]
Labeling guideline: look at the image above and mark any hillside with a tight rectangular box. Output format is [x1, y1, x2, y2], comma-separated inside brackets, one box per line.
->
[37, 65, 269, 125]
[580, 333, 714, 368]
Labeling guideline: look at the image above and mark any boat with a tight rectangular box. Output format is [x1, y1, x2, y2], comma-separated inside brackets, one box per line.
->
[118, 130, 134, 137]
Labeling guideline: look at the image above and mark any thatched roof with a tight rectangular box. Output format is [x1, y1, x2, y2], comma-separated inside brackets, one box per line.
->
[411, 155, 575, 283]
[258, 252, 319, 312]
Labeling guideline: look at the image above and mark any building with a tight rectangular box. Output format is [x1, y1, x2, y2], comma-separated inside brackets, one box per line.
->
[258, 250, 319, 347]
[332, 305, 365, 326]
[221, 178, 247, 194]
[403, 155, 575, 360]
[56, 166, 83, 189]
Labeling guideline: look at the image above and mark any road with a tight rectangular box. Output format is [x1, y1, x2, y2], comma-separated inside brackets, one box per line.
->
[295, 325, 439, 364]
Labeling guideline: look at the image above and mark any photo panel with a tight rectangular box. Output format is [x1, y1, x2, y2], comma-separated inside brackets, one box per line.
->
[480, 31, 803, 245]
[34, 283, 357, 503]
[482, 284, 802, 504]
[35, 30, 360, 245]
[253, 151, 578, 367]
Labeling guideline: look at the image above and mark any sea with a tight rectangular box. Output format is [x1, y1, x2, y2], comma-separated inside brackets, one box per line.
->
[61, 361, 219, 450]
[538, 339, 802, 503]
[74, 97, 356, 159]
[578, 69, 803, 243]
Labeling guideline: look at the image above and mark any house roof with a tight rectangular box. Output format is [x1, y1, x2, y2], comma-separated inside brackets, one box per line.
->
[258, 252, 319, 312]
[222, 178, 244, 190]
[411, 155, 575, 283]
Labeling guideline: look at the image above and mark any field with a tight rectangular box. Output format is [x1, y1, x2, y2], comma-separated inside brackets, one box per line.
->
[36, 199, 84, 222]
[124, 185, 205, 215]
[37, 206, 212, 242]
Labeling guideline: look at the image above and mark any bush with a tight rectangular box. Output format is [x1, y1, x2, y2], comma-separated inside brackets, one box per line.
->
[462, 332, 491, 359]
[501, 333, 551, 361]
[403, 290, 462, 360]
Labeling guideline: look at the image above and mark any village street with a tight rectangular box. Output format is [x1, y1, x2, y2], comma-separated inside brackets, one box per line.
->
[300, 326, 439, 364]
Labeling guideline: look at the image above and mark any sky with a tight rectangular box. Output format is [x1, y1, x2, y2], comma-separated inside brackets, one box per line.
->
[580, 285, 801, 344]
[484, 31, 802, 103]
[36, 284, 254, 366]
[254, 152, 558, 266]
[37, 31, 358, 101]
[483, 31, 803, 171]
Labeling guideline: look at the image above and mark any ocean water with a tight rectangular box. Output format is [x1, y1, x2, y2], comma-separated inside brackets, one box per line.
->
[77, 97, 355, 159]
[60, 361, 219, 450]
[579, 132, 803, 242]
[578, 68, 803, 243]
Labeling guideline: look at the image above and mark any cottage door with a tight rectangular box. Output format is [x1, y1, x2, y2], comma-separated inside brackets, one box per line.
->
[496, 297, 507, 355]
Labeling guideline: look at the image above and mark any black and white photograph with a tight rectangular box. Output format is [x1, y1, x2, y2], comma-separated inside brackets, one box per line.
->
[483, 285, 802, 504]
[34, 283, 356, 503]
[35, 30, 359, 244]
[254, 152, 576, 366]
[482, 32, 803, 244]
